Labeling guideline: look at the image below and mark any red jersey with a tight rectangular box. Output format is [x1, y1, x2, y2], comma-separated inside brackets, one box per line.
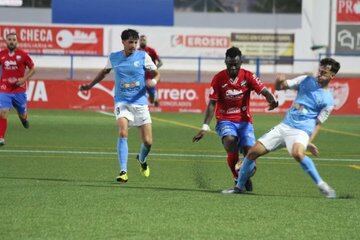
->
[209, 69, 265, 123]
[138, 46, 160, 80]
[139, 46, 160, 64]
[0, 48, 34, 93]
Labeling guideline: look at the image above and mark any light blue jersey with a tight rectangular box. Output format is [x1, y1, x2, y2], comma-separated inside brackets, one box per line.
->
[283, 76, 334, 135]
[108, 50, 156, 105]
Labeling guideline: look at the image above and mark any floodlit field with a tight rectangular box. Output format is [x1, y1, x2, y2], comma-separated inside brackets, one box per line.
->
[1, 110, 359, 239]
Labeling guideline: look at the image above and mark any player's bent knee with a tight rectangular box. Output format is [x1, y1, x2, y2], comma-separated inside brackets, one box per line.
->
[118, 130, 128, 138]
[247, 149, 260, 160]
[247, 142, 267, 160]
[222, 136, 238, 149]
[291, 151, 304, 162]
[143, 139, 152, 147]
[224, 135, 237, 142]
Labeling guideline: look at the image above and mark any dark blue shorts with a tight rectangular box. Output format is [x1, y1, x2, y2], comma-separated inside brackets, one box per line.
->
[0, 92, 27, 115]
[215, 120, 256, 150]
[146, 86, 157, 97]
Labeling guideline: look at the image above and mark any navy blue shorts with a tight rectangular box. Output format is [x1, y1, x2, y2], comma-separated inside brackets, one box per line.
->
[215, 120, 256, 150]
[146, 86, 157, 97]
[0, 92, 27, 114]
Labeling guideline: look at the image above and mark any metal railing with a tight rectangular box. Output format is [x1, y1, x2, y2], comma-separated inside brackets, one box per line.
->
[30, 53, 359, 82]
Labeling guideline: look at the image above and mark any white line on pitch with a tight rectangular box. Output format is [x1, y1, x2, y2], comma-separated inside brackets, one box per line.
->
[1, 149, 359, 162]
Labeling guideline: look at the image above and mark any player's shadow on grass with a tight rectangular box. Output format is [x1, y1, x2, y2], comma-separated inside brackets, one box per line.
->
[230, 192, 355, 199]
[118, 185, 220, 194]
[0, 176, 354, 199]
[0, 176, 113, 184]
[0, 176, 218, 194]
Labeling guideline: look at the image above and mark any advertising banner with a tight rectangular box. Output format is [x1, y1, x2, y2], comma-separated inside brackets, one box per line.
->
[335, 24, 360, 54]
[336, 0, 360, 54]
[27, 79, 360, 115]
[0, 24, 104, 55]
[110, 27, 248, 58]
[230, 33, 294, 64]
[337, 0, 360, 22]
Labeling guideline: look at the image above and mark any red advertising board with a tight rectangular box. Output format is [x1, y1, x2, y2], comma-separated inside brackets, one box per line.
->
[337, 0, 360, 22]
[0, 25, 103, 55]
[27, 79, 360, 115]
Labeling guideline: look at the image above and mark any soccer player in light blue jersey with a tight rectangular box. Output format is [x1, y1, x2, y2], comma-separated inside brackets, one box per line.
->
[223, 58, 340, 198]
[80, 29, 160, 183]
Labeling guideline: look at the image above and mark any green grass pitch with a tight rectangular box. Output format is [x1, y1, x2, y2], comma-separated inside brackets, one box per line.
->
[0, 110, 359, 239]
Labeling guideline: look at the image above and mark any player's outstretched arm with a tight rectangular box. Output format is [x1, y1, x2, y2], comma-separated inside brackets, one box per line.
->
[146, 69, 160, 87]
[80, 68, 111, 91]
[275, 73, 289, 90]
[308, 106, 333, 156]
[307, 122, 321, 156]
[261, 88, 278, 110]
[192, 100, 216, 142]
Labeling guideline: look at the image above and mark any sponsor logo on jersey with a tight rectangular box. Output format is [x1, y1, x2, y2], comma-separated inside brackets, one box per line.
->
[4, 60, 17, 70]
[225, 89, 243, 98]
[133, 61, 140, 67]
[226, 107, 241, 114]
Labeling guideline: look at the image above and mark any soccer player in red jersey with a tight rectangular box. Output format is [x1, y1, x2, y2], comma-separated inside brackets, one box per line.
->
[193, 47, 278, 191]
[138, 35, 162, 107]
[0, 33, 35, 146]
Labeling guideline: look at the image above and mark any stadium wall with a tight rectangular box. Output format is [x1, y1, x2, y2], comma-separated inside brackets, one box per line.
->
[26, 79, 360, 115]
[1, 22, 358, 76]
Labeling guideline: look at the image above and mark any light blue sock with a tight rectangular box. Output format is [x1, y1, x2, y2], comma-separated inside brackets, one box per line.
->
[139, 143, 151, 163]
[300, 156, 323, 184]
[117, 138, 128, 172]
[236, 157, 256, 189]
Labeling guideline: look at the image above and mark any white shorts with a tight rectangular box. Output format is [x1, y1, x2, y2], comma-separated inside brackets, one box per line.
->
[258, 123, 309, 154]
[114, 102, 152, 127]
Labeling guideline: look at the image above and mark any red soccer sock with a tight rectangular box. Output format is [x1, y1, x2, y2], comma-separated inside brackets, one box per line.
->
[227, 152, 239, 179]
[0, 117, 8, 139]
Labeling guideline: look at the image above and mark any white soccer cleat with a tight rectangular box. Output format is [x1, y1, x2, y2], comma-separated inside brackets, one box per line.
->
[318, 182, 336, 199]
[222, 188, 236, 194]
[0, 138, 5, 147]
[221, 187, 245, 194]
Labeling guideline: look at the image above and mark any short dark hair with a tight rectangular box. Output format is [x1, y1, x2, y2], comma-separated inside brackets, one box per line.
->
[6, 32, 17, 38]
[121, 29, 139, 41]
[226, 46, 242, 58]
[320, 58, 340, 74]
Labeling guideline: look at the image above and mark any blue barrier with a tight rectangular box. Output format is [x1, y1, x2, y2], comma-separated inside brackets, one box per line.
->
[30, 53, 344, 81]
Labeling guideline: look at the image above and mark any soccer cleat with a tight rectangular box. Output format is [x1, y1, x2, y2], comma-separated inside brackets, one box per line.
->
[18, 115, 29, 129]
[318, 182, 336, 199]
[116, 171, 128, 183]
[0, 138, 5, 147]
[221, 186, 246, 194]
[20, 119, 29, 129]
[137, 155, 150, 177]
[234, 178, 253, 192]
